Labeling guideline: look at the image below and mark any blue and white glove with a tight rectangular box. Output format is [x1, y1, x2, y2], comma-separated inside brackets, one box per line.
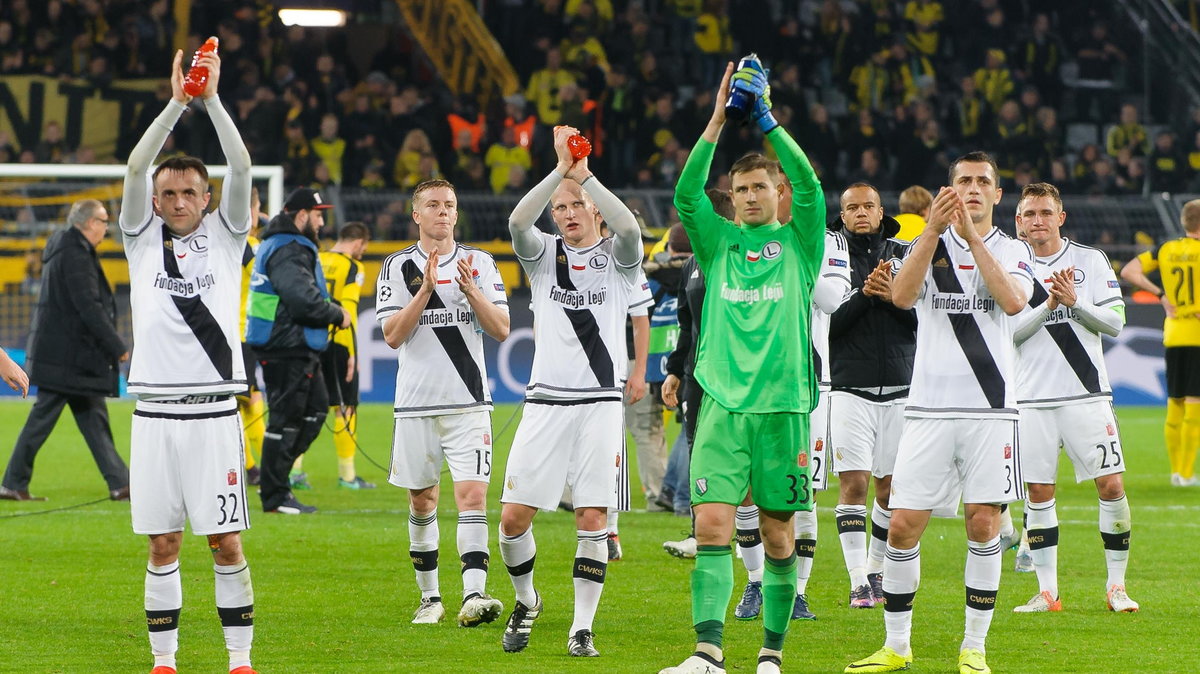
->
[731, 67, 778, 134]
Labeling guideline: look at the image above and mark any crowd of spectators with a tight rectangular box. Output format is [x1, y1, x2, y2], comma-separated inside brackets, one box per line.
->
[5, 0, 1200, 226]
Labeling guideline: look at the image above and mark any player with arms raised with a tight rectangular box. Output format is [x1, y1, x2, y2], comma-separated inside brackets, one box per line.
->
[1010, 182, 1137, 614]
[498, 126, 649, 658]
[660, 60, 824, 674]
[120, 48, 257, 674]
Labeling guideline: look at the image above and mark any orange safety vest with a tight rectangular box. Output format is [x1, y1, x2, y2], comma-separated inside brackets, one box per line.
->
[505, 115, 537, 150]
[447, 113, 486, 152]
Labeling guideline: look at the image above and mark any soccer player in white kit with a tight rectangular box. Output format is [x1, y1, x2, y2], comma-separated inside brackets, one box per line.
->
[498, 126, 649, 657]
[120, 49, 256, 674]
[1009, 182, 1138, 614]
[847, 152, 1035, 674]
[376, 179, 511, 627]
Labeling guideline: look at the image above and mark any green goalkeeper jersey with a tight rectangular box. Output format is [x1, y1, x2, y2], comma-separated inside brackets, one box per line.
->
[674, 129, 825, 413]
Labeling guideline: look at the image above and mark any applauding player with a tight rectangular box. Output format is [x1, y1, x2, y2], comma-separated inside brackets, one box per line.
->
[1010, 183, 1137, 614]
[377, 180, 510, 626]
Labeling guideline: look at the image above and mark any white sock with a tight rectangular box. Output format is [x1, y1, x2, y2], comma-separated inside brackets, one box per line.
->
[882, 543, 920, 656]
[409, 510, 440, 600]
[793, 508, 817, 595]
[570, 529, 608, 634]
[499, 524, 538, 608]
[998, 504, 1015, 540]
[1025, 499, 1059, 597]
[457, 510, 490, 599]
[214, 562, 254, 670]
[145, 561, 181, 669]
[1098, 495, 1132, 587]
[835, 504, 869, 588]
[962, 536, 1002, 652]
[607, 509, 619, 535]
[866, 501, 891, 575]
[735, 505, 764, 582]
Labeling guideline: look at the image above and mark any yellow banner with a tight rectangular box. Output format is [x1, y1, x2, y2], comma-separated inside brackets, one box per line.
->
[0, 75, 161, 161]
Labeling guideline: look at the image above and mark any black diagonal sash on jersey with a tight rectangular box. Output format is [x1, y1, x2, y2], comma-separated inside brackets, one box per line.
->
[930, 240, 1006, 409]
[555, 240, 615, 388]
[162, 225, 233, 380]
[401, 259, 486, 402]
[1028, 279, 1049, 308]
[1044, 322, 1102, 393]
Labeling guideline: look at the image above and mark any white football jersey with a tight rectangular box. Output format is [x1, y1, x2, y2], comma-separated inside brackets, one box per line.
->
[812, 231, 851, 389]
[376, 243, 508, 417]
[904, 227, 1035, 419]
[1016, 239, 1122, 407]
[519, 231, 650, 400]
[122, 204, 250, 396]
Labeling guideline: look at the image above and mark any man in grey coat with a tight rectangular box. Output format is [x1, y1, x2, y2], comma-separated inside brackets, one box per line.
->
[0, 199, 130, 501]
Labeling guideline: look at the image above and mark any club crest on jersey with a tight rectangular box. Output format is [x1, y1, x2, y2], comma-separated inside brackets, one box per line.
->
[695, 478, 708, 495]
[1004, 443, 1012, 459]
[188, 235, 209, 253]
[1072, 268, 1086, 284]
[227, 469, 238, 486]
[589, 254, 609, 270]
[762, 241, 782, 259]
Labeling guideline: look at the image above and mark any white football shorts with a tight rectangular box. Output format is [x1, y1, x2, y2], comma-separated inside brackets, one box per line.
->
[502, 399, 625, 511]
[829, 392, 906, 478]
[388, 410, 494, 489]
[889, 416, 1023, 510]
[130, 397, 250, 536]
[810, 387, 831, 491]
[1018, 401, 1125, 484]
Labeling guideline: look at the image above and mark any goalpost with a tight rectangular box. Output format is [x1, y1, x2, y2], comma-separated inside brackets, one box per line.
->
[0, 163, 286, 215]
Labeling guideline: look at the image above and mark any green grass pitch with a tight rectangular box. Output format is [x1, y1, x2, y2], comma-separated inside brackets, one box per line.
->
[0, 402, 1194, 673]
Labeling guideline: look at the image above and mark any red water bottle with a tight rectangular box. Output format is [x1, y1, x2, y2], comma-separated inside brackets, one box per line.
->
[567, 133, 592, 160]
[555, 126, 593, 160]
[183, 37, 219, 97]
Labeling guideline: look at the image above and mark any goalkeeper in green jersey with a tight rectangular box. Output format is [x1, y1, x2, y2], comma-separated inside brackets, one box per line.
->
[659, 61, 824, 674]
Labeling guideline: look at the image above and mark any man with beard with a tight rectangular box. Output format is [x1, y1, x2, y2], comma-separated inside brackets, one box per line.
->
[245, 187, 351, 514]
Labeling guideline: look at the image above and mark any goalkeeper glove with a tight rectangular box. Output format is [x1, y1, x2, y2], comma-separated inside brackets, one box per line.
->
[731, 68, 778, 134]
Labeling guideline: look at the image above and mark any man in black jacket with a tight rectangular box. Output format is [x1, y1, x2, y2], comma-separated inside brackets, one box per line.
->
[827, 183, 917, 607]
[1, 199, 130, 502]
[247, 187, 351, 514]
